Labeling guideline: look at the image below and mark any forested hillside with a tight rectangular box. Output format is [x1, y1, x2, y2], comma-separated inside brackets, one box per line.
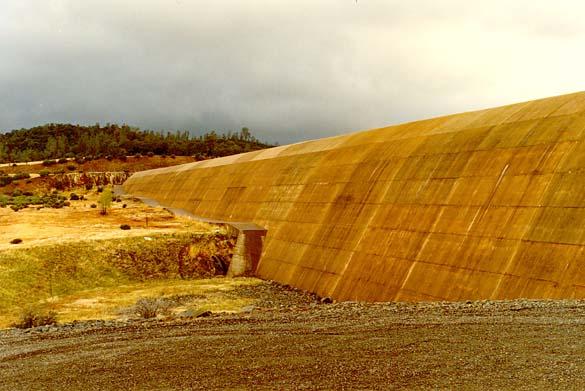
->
[0, 123, 273, 163]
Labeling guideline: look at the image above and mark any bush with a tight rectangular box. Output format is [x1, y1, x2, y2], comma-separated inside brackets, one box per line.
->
[117, 155, 128, 162]
[147, 151, 154, 157]
[13, 306, 57, 329]
[90, 203, 97, 208]
[134, 297, 172, 319]
[122, 204, 127, 208]
[10, 238, 22, 244]
[70, 193, 80, 201]
[85, 183, 93, 191]
[42, 160, 57, 166]
[98, 188, 112, 215]
[39, 169, 50, 177]
[58, 158, 68, 164]
[120, 224, 131, 230]
[13, 172, 30, 180]
[0, 176, 12, 187]
[66, 164, 76, 171]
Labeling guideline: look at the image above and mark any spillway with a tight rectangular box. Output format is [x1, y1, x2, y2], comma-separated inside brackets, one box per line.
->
[124, 92, 585, 301]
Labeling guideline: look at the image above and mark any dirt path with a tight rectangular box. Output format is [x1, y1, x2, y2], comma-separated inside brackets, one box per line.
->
[1, 284, 584, 390]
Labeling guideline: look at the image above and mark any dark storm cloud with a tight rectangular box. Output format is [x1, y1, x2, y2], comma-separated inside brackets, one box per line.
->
[1, 1, 585, 144]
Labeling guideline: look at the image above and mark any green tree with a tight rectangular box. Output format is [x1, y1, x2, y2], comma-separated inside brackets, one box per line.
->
[98, 188, 113, 215]
[240, 127, 251, 141]
[45, 136, 58, 158]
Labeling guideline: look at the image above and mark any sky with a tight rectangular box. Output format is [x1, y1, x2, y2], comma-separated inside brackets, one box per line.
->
[1, 1, 584, 144]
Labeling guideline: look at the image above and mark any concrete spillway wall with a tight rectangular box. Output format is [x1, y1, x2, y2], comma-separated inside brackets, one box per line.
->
[124, 92, 585, 302]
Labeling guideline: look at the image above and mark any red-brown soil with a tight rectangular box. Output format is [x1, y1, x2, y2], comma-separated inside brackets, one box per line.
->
[0, 156, 195, 194]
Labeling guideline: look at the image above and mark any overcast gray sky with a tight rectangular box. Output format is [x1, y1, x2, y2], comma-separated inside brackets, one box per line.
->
[1, 1, 584, 143]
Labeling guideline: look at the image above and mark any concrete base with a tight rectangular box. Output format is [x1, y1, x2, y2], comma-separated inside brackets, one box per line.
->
[227, 228, 267, 277]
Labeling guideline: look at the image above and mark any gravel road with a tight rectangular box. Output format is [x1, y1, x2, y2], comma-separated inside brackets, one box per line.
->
[1, 282, 585, 390]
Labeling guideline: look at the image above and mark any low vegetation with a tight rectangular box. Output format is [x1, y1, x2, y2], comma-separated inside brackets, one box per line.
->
[0, 233, 236, 327]
[134, 297, 173, 319]
[0, 192, 68, 211]
[12, 306, 57, 329]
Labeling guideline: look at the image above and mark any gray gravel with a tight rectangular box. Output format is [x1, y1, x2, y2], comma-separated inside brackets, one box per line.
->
[1, 282, 585, 390]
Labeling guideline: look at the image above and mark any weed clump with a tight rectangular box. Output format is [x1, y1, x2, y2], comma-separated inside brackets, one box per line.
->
[120, 224, 131, 230]
[134, 297, 172, 319]
[13, 306, 57, 329]
[10, 238, 22, 244]
[12, 172, 30, 180]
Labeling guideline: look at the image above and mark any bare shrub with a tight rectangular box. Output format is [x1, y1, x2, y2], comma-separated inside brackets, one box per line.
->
[134, 297, 173, 319]
[13, 306, 57, 329]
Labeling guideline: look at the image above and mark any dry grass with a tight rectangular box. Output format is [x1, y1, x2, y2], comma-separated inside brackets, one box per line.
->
[0, 192, 214, 251]
[0, 232, 238, 328]
[0, 188, 246, 329]
[33, 277, 262, 326]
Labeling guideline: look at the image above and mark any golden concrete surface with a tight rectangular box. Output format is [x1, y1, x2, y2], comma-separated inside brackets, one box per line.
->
[124, 91, 585, 301]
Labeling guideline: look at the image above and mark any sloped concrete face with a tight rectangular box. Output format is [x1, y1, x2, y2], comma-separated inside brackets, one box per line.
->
[124, 92, 585, 302]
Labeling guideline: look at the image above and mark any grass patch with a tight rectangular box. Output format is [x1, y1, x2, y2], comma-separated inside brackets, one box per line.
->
[0, 278, 261, 327]
[0, 233, 236, 327]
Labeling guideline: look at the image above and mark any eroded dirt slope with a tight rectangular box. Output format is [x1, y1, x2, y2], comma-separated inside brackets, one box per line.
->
[1, 282, 584, 390]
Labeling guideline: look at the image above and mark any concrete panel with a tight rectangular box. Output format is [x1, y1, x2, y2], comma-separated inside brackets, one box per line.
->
[125, 91, 585, 301]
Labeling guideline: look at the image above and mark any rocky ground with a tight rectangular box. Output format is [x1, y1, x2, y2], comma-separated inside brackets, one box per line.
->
[1, 281, 585, 390]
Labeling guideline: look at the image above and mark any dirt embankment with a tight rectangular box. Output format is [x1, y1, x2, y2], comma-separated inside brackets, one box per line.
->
[1, 283, 584, 390]
[0, 191, 210, 250]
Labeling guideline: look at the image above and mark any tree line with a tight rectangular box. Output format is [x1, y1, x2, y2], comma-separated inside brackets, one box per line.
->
[0, 123, 273, 163]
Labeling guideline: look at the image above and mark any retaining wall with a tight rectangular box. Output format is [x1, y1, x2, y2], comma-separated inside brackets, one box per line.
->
[124, 92, 585, 301]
